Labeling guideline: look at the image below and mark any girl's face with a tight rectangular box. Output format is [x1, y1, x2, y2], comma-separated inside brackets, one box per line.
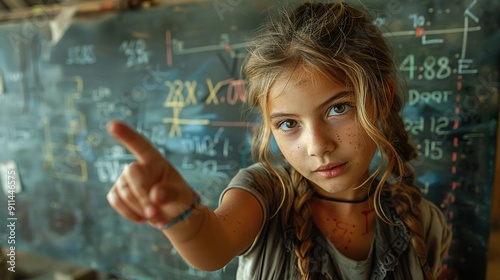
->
[268, 66, 377, 199]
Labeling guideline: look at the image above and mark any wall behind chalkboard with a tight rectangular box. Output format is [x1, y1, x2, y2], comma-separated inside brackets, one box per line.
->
[0, 0, 498, 279]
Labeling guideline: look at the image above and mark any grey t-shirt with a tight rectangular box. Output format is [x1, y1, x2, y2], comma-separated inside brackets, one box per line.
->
[220, 163, 452, 280]
[327, 237, 374, 280]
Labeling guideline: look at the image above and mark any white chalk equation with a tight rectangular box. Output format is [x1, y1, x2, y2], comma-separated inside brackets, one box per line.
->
[386, 0, 481, 76]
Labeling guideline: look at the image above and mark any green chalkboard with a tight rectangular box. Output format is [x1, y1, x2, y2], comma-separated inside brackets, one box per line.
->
[0, 0, 498, 279]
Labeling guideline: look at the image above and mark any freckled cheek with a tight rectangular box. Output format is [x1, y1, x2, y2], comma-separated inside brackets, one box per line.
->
[338, 131, 356, 144]
[339, 127, 369, 150]
[277, 141, 302, 165]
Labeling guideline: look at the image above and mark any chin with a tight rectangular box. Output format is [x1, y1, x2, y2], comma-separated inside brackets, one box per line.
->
[316, 178, 360, 193]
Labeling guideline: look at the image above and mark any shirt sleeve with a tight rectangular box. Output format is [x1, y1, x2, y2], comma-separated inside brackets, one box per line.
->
[219, 163, 281, 217]
[420, 198, 453, 277]
[218, 163, 282, 255]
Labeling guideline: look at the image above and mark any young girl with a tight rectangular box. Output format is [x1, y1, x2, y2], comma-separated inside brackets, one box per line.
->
[106, 2, 452, 279]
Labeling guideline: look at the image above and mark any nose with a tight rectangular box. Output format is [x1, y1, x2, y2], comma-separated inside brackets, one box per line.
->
[306, 124, 336, 157]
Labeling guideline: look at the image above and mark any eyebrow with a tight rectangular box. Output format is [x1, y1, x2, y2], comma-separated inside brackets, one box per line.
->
[269, 91, 353, 120]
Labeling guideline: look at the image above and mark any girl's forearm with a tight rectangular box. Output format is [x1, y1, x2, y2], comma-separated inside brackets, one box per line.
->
[161, 205, 235, 271]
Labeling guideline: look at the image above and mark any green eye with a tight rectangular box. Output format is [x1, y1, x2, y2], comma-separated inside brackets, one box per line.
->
[278, 120, 299, 131]
[328, 104, 352, 116]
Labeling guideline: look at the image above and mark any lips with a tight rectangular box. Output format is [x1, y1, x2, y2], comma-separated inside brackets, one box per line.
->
[315, 162, 347, 179]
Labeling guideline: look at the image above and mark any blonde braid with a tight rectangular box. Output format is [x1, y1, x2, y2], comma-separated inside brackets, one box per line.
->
[391, 168, 434, 279]
[290, 168, 314, 280]
[380, 101, 434, 279]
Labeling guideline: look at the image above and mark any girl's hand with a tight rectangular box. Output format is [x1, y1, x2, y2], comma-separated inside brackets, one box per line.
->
[106, 120, 194, 229]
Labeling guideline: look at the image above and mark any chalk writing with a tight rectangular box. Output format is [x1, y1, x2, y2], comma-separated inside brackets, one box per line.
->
[94, 159, 127, 183]
[181, 128, 231, 157]
[42, 77, 88, 181]
[404, 116, 450, 136]
[414, 139, 444, 160]
[399, 55, 452, 80]
[66, 45, 96, 65]
[409, 13, 445, 45]
[458, 0, 479, 74]
[0, 126, 35, 144]
[162, 78, 247, 137]
[213, 0, 244, 21]
[119, 39, 151, 68]
[5, 72, 22, 83]
[165, 80, 197, 106]
[206, 78, 247, 105]
[408, 89, 453, 106]
[170, 34, 247, 56]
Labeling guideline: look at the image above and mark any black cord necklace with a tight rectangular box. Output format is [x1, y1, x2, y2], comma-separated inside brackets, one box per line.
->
[312, 191, 371, 204]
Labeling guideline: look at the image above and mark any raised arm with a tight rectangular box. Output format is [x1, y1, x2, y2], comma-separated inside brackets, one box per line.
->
[106, 120, 263, 270]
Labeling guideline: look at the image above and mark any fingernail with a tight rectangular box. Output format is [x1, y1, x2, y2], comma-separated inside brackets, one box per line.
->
[106, 192, 115, 203]
[144, 205, 156, 219]
[106, 121, 115, 133]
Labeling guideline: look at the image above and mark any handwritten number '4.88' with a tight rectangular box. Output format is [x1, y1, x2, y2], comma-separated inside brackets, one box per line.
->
[399, 54, 452, 80]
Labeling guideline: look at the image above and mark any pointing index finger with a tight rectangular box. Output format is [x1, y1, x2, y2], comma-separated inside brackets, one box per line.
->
[107, 120, 162, 164]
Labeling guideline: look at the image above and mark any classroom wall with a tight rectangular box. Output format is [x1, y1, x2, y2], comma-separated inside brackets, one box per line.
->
[0, 0, 499, 279]
[493, 117, 500, 227]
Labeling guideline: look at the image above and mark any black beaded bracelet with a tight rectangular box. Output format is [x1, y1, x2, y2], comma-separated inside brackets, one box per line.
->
[161, 189, 201, 230]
